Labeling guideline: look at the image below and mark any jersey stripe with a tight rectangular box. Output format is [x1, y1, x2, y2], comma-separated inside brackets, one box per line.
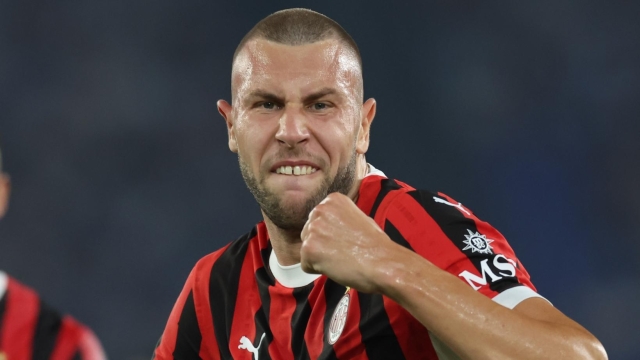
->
[368, 179, 402, 219]
[268, 285, 295, 360]
[318, 279, 343, 360]
[384, 220, 413, 250]
[172, 291, 201, 358]
[291, 286, 313, 360]
[0, 293, 6, 343]
[209, 229, 254, 358]
[303, 278, 327, 359]
[195, 257, 218, 360]
[32, 301, 63, 359]
[1, 278, 39, 359]
[50, 316, 84, 360]
[357, 292, 405, 359]
[383, 221, 439, 359]
[356, 176, 383, 216]
[197, 245, 232, 360]
[254, 264, 274, 360]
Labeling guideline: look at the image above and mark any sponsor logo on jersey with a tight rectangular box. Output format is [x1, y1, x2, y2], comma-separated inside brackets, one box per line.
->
[238, 333, 266, 360]
[462, 229, 494, 254]
[458, 254, 517, 290]
[327, 291, 350, 345]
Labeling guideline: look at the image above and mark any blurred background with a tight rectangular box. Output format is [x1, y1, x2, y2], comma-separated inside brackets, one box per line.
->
[1, 1, 638, 359]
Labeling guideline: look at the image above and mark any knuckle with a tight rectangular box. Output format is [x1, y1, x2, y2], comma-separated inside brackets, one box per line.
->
[326, 192, 341, 202]
[312, 204, 327, 217]
[300, 237, 314, 254]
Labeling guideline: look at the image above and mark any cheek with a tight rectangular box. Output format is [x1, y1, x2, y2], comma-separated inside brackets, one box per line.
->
[315, 118, 358, 163]
[236, 121, 274, 167]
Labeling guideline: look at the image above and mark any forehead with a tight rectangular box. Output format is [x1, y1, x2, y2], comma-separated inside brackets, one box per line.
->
[232, 38, 362, 98]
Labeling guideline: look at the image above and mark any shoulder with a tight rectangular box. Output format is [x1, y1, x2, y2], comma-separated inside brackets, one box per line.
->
[382, 185, 503, 253]
[188, 225, 263, 291]
[0, 273, 106, 360]
[360, 175, 474, 226]
[56, 315, 107, 360]
[372, 182, 508, 259]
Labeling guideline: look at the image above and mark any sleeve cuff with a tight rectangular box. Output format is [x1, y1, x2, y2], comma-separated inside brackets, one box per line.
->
[492, 286, 551, 309]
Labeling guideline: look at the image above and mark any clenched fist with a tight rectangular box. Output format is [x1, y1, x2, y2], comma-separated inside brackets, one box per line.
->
[300, 192, 413, 293]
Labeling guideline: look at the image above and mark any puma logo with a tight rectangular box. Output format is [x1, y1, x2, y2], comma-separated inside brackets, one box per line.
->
[433, 196, 470, 215]
[238, 333, 266, 360]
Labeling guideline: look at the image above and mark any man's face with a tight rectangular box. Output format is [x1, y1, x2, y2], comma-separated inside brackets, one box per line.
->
[219, 38, 373, 231]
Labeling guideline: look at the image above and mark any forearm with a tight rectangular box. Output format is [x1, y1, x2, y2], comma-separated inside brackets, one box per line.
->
[377, 248, 607, 360]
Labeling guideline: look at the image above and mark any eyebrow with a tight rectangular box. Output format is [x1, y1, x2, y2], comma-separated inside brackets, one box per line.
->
[243, 88, 339, 106]
[244, 90, 283, 105]
[302, 88, 338, 103]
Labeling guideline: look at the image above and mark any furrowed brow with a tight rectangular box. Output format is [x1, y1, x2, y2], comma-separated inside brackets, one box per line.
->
[303, 88, 338, 103]
[243, 90, 284, 106]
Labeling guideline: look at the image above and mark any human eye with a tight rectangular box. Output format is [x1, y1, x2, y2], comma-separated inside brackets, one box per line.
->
[260, 102, 278, 110]
[310, 102, 331, 111]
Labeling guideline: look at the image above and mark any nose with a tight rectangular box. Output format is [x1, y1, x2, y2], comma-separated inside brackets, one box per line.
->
[275, 107, 309, 147]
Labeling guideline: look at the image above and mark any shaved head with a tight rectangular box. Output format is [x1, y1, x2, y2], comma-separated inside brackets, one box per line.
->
[231, 9, 363, 102]
[233, 8, 362, 69]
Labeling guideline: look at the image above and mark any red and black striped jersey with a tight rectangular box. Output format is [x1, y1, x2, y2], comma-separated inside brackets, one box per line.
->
[0, 272, 106, 360]
[155, 170, 543, 360]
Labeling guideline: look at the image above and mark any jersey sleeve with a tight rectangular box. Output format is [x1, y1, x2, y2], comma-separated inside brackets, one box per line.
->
[52, 316, 107, 360]
[1, 276, 106, 360]
[382, 189, 546, 309]
[154, 250, 225, 360]
[75, 324, 107, 360]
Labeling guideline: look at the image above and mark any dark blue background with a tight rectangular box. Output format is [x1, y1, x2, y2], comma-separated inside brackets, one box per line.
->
[1, 1, 638, 359]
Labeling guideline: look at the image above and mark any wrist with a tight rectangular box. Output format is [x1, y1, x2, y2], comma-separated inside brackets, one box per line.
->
[369, 243, 424, 299]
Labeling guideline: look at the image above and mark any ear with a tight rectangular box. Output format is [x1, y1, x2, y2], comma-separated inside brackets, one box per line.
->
[0, 174, 11, 219]
[356, 98, 376, 154]
[217, 100, 237, 153]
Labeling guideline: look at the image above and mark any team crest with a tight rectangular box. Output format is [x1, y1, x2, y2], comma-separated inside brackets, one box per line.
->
[462, 229, 494, 254]
[327, 291, 350, 345]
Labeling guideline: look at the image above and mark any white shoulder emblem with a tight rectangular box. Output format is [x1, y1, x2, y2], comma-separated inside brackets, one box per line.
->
[462, 229, 494, 254]
[327, 290, 350, 345]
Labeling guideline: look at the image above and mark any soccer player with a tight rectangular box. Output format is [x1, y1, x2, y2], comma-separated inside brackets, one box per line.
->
[0, 146, 107, 359]
[154, 9, 607, 360]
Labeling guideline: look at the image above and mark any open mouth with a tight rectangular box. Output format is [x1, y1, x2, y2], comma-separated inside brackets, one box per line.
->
[274, 165, 318, 176]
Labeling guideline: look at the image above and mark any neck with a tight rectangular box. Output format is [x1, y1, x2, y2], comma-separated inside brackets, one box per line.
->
[262, 220, 303, 265]
[266, 156, 369, 266]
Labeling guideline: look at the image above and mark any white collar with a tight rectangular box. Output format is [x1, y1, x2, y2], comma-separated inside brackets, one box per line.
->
[268, 164, 385, 288]
[269, 251, 321, 288]
[366, 163, 386, 178]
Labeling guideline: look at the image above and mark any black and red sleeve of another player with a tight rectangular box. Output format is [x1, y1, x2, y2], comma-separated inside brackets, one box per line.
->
[0, 276, 105, 360]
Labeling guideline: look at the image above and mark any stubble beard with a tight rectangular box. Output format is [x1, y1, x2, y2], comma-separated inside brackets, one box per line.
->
[239, 150, 357, 232]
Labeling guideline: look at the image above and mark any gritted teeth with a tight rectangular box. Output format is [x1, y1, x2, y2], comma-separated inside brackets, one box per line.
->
[275, 165, 318, 176]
